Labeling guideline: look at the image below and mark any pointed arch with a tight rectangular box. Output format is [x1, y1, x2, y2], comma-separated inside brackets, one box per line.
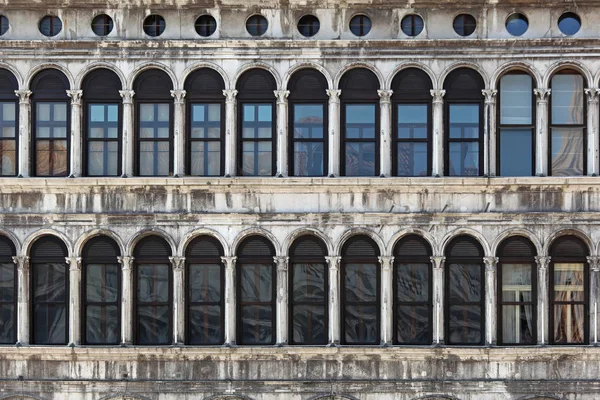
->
[334, 62, 384, 90]
[282, 227, 333, 257]
[440, 228, 491, 257]
[543, 60, 592, 88]
[232, 227, 280, 256]
[232, 62, 282, 90]
[387, 228, 436, 257]
[127, 62, 178, 91]
[283, 62, 334, 91]
[543, 228, 593, 256]
[25, 63, 74, 90]
[75, 62, 126, 90]
[125, 228, 177, 257]
[438, 61, 489, 90]
[22, 228, 73, 257]
[335, 227, 386, 256]
[178, 228, 230, 257]
[491, 61, 542, 90]
[386, 62, 437, 91]
[73, 229, 125, 258]
[181, 62, 231, 91]
[491, 228, 542, 256]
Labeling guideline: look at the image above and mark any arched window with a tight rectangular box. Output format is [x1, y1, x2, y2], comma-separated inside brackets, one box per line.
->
[497, 72, 535, 176]
[289, 235, 328, 345]
[185, 235, 224, 345]
[0, 69, 18, 176]
[550, 70, 586, 176]
[287, 69, 328, 177]
[340, 69, 380, 176]
[133, 236, 172, 345]
[444, 68, 485, 176]
[236, 236, 276, 345]
[82, 69, 122, 176]
[236, 69, 277, 176]
[31, 69, 70, 177]
[393, 235, 432, 345]
[133, 69, 173, 176]
[391, 68, 433, 177]
[445, 235, 484, 345]
[0, 235, 16, 343]
[81, 236, 121, 345]
[30, 236, 68, 345]
[184, 68, 225, 176]
[341, 235, 380, 344]
[497, 236, 537, 345]
[549, 236, 589, 344]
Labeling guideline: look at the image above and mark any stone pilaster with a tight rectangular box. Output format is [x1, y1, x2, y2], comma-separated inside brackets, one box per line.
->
[430, 255, 446, 344]
[65, 256, 82, 346]
[117, 256, 134, 345]
[378, 90, 393, 177]
[535, 255, 551, 344]
[482, 89, 498, 177]
[585, 89, 599, 176]
[14, 90, 32, 178]
[119, 90, 135, 177]
[430, 90, 446, 176]
[534, 89, 551, 176]
[223, 90, 238, 177]
[274, 256, 289, 345]
[587, 256, 600, 345]
[274, 90, 290, 177]
[66, 90, 83, 177]
[325, 256, 341, 345]
[170, 90, 187, 177]
[170, 256, 186, 345]
[13, 256, 29, 345]
[221, 256, 237, 345]
[378, 256, 394, 345]
[483, 256, 499, 345]
[326, 90, 341, 177]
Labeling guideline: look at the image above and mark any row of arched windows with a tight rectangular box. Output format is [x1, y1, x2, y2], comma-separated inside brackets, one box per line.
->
[0, 65, 590, 178]
[0, 232, 590, 346]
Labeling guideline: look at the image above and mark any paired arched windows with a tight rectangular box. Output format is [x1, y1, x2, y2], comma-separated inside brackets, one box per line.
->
[0, 69, 18, 177]
[0, 235, 16, 343]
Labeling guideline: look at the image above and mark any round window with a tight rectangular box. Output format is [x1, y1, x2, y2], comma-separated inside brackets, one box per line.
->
[91, 14, 114, 36]
[39, 15, 62, 37]
[558, 12, 581, 36]
[349, 15, 372, 37]
[453, 14, 476, 37]
[143, 14, 166, 37]
[401, 14, 424, 37]
[0, 15, 9, 36]
[506, 13, 529, 36]
[246, 14, 268, 36]
[298, 15, 320, 37]
[195, 15, 217, 37]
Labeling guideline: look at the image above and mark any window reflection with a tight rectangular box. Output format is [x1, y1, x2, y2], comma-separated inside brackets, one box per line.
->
[241, 104, 273, 176]
[35, 102, 68, 177]
[0, 102, 16, 176]
[344, 104, 376, 176]
[190, 104, 222, 176]
[292, 104, 325, 176]
[397, 104, 428, 176]
[448, 104, 479, 176]
[138, 103, 171, 176]
[87, 104, 119, 176]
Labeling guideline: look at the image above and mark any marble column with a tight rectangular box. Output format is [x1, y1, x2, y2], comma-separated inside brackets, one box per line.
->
[66, 256, 82, 346]
[585, 88, 600, 176]
[66, 90, 83, 177]
[170, 90, 187, 177]
[14, 90, 32, 178]
[117, 256, 134, 345]
[326, 90, 341, 177]
[119, 90, 135, 177]
[534, 89, 551, 176]
[378, 90, 393, 177]
[431, 256, 446, 344]
[222, 90, 238, 177]
[274, 90, 290, 177]
[587, 256, 600, 345]
[483, 256, 499, 345]
[221, 256, 237, 345]
[13, 256, 29, 345]
[325, 256, 341, 345]
[170, 256, 185, 345]
[379, 256, 394, 345]
[274, 256, 289, 345]
[535, 255, 550, 344]
[430, 90, 446, 176]
[482, 89, 498, 177]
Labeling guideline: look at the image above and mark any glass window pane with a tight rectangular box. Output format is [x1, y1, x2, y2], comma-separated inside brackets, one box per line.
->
[243, 105, 255, 122]
[292, 263, 326, 302]
[33, 304, 66, 344]
[90, 105, 105, 122]
[157, 104, 169, 122]
[188, 305, 222, 344]
[501, 264, 533, 302]
[38, 103, 51, 121]
[140, 104, 154, 121]
[294, 142, 323, 176]
[0, 140, 16, 176]
[554, 304, 585, 344]
[551, 128, 584, 176]
[292, 304, 326, 344]
[396, 263, 429, 302]
[0, 263, 15, 302]
[1, 127, 14, 138]
[448, 305, 482, 344]
[240, 264, 272, 302]
[86, 264, 119, 302]
[257, 127, 271, 138]
[502, 304, 534, 344]
[346, 104, 375, 124]
[241, 305, 273, 344]
[0, 303, 15, 343]
[345, 142, 376, 176]
[554, 263, 584, 302]
[53, 103, 67, 122]
[137, 305, 170, 344]
[344, 304, 378, 344]
[2, 103, 15, 122]
[449, 104, 479, 138]
[107, 105, 118, 122]
[208, 104, 220, 121]
[499, 129, 533, 176]
[344, 263, 377, 302]
[552, 74, 584, 125]
[189, 264, 221, 302]
[448, 264, 482, 303]
[137, 264, 169, 303]
[85, 305, 119, 344]
[258, 105, 272, 122]
[449, 142, 479, 176]
[500, 75, 533, 125]
[396, 305, 430, 344]
[397, 142, 427, 177]
[193, 105, 205, 122]
[398, 105, 428, 139]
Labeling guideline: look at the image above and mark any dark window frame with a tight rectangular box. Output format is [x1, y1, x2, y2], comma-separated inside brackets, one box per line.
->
[453, 14, 477, 37]
[349, 14, 372, 37]
[187, 102, 225, 176]
[0, 15, 9, 36]
[246, 14, 268, 37]
[91, 14, 114, 36]
[238, 102, 276, 176]
[341, 100, 380, 177]
[143, 14, 166, 37]
[0, 69, 19, 177]
[195, 14, 217, 37]
[0, 236, 16, 344]
[39, 15, 62, 37]
[297, 15, 320, 37]
[134, 101, 174, 176]
[401, 14, 424, 37]
[83, 102, 122, 177]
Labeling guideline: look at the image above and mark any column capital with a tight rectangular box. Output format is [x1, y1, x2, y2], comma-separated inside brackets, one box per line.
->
[430, 89, 446, 104]
[430, 256, 446, 269]
[273, 256, 289, 271]
[170, 89, 187, 104]
[117, 256, 134, 270]
[119, 90, 135, 104]
[587, 256, 600, 272]
[326, 89, 341, 102]
[482, 89, 498, 105]
[325, 256, 341, 270]
[534, 88, 551, 102]
[223, 89, 238, 103]
[535, 255, 551, 271]
[274, 90, 290, 104]
[378, 256, 395, 270]
[65, 256, 82, 271]
[12, 256, 29, 271]
[169, 256, 186, 271]
[66, 90, 83, 106]
[585, 88, 600, 104]
[377, 90, 393, 104]
[220, 256, 237, 270]
[483, 256, 499, 271]
[14, 90, 32, 104]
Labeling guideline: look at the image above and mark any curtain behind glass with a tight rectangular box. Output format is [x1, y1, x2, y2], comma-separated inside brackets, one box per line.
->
[33, 262, 67, 344]
[396, 263, 430, 344]
[291, 262, 327, 344]
[136, 263, 170, 344]
[344, 263, 378, 344]
[0, 262, 15, 343]
[188, 263, 222, 344]
[240, 263, 274, 344]
[501, 263, 534, 344]
[85, 263, 119, 344]
[553, 262, 585, 343]
[447, 263, 482, 344]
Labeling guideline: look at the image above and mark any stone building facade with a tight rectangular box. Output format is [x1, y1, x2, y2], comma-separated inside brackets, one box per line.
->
[0, 0, 600, 399]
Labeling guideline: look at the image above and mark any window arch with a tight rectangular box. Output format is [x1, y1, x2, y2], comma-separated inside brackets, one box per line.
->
[289, 235, 328, 345]
[341, 235, 380, 344]
[185, 235, 224, 345]
[444, 235, 484, 345]
[133, 69, 174, 176]
[30, 235, 68, 345]
[133, 235, 172, 345]
[549, 70, 586, 176]
[340, 68, 380, 176]
[0, 69, 18, 176]
[497, 236, 537, 345]
[81, 235, 121, 345]
[549, 236, 589, 344]
[391, 68, 433, 177]
[236, 235, 276, 345]
[393, 235, 432, 345]
[287, 69, 328, 177]
[184, 68, 225, 176]
[0, 235, 16, 344]
[82, 69, 122, 177]
[236, 69, 277, 176]
[31, 69, 70, 177]
[443, 68, 485, 177]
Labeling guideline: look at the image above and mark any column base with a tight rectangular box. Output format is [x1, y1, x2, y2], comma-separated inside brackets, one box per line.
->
[327, 341, 339, 347]
[120, 341, 132, 347]
[222, 342, 237, 348]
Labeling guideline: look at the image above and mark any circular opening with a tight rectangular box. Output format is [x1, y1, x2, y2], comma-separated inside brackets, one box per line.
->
[297, 15, 320, 37]
[143, 14, 166, 37]
[91, 14, 114, 36]
[349, 14, 372, 37]
[246, 14, 268, 36]
[39, 15, 62, 37]
[195, 14, 217, 37]
[401, 14, 424, 37]
[505, 13, 529, 36]
[0, 15, 9, 36]
[453, 14, 476, 37]
[558, 12, 581, 36]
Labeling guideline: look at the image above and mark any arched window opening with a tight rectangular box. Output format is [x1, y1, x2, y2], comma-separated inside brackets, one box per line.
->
[0, 69, 18, 176]
[82, 69, 122, 177]
[287, 69, 328, 177]
[289, 235, 328, 345]
[498, 72, 535, 176]
[31, 69, 70, 177]
[184, 68, 225, 176]
[550, 70, 586, 176]
[393, 235, 432, 345]
[236, 69, 277, 176]
[339, 68, 380, 177]
[133, 235, 172, 345]
[341, 235, 380, 344]
[445, 235, 484, 345]
[0, 235, 16, 343]
[443, 68, 485, 177]
[82, 236, 121, 345]
[30, 236, 68, 345]
[185, 235, 224, 345]
[391, 68, 433, 177]
[549, 236, 589, 344]
[497, 236, 537, 345]
[133, 69, 174, 176]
